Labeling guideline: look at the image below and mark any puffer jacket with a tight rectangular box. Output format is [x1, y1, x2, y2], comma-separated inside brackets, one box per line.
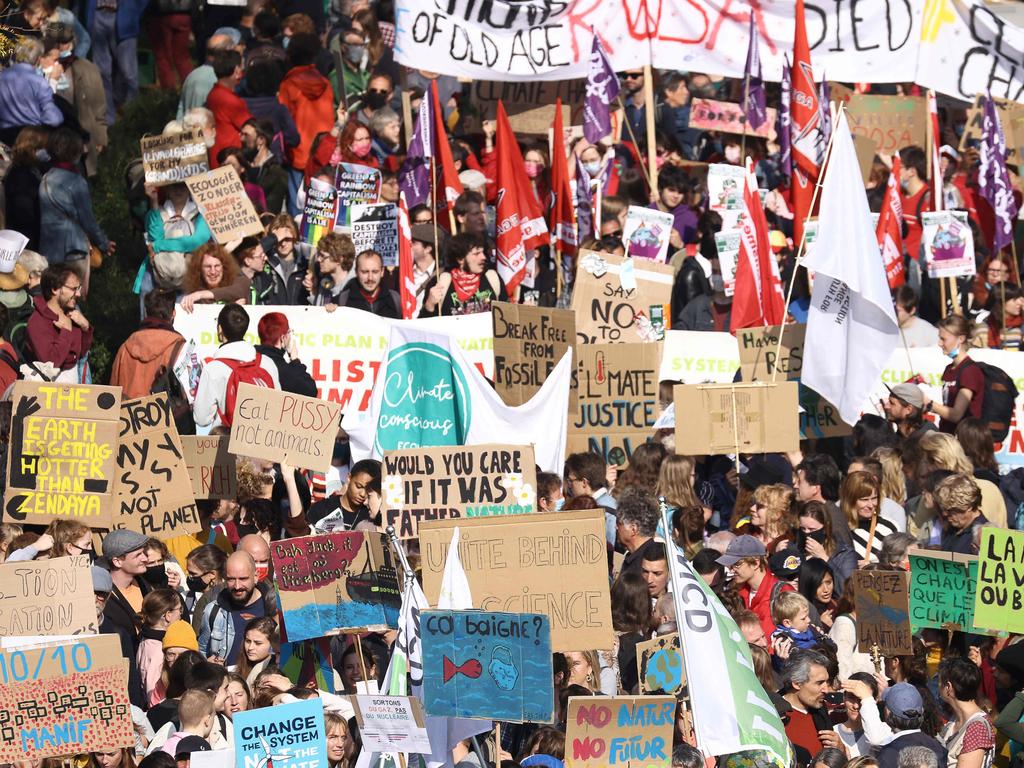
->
[109, 318, 184, 399]
[278, 64, 335, 170]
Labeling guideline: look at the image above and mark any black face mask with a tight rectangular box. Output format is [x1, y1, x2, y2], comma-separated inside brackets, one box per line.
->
[364, 90, 388, 110]
[241, 145, 258, 161]
[145, 563, 167, 587]
[797, 529, 828, 551]
[186, 574, 208, 593]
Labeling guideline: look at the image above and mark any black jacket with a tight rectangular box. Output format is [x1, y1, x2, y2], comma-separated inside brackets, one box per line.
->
[101, 613, 147, 711]
[677, 293, 731, 332]
[337, 281, 402, 318]
[255, 344, 318, 397]
[671, 257, 712, 322]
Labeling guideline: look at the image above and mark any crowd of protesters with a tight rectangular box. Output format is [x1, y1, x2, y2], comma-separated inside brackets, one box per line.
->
[0, 2, 1023, 768]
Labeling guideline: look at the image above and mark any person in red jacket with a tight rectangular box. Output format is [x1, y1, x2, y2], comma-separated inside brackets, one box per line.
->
[110, 288, 185, 398]
[717, 534, 794, 649]
[277, 32, 334, 215]
[25, 264, 93, 378]
[206, 49, 251, 170]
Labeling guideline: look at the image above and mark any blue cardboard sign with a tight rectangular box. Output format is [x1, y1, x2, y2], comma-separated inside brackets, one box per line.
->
[421, 610, 553, 723]
[233, 698, 328, 768]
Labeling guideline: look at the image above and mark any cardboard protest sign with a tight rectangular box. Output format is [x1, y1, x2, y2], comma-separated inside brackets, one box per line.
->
[690, 98, 776, 139]
[843, 94, 927, 155]
[570, 343, 661, 467]
[182, 435, 238, 500]
[492, 301, 575, 407]
[228, 384, 342, 473]
[565, 695, 675, 768]
[280, 638, 336, 694]
[114, 394, 200, 539]
[975, 527, 1024, 633]
[421, 610, 553, 723]
[382, 444, 537, 539]
[707, 164, 746, 230]
[185, 166, 264, 243]
[571, 251, 673, 344]
[736, 325, 850, 440]
[458, 80, 583, 133]
[636, 633, 685, 696]
[270, 531, 401, 641]
[140, 129, 209, 186]
[351, 203, 399, 267]
[336, 163, 382, 227]
[922, 210, 976, 279]
[355, 696, 431, 753]
[0, 555, 96, 636]
[622, 206, 674, 262]
[674, 382, 800, 456]
[959, 94, 1024, 164]
[5, 382, 121, 527]
[852, 569, 912, 655]
[233, 697, 328, 768]
[300, 176, 338, 246]
[714, 229, 739, 295]
[909, 550, 991, 634]
[660, 330, 740, 384]
[419, 510, 612, 651]
[0, 634, 132, 762]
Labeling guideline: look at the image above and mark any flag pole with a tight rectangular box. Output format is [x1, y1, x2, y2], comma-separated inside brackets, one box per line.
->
[770, 103, 845, 383]
[740, 70, 750, 162]
[431, 155, 441, 317]
[643, 64, 658, 194]
[615, 94, 653, 195]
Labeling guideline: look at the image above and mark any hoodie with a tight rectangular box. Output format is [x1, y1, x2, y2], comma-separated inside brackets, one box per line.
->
[278, 65, 335, 170]
[25, 294, 94, 371]
[110, 318, 184, 399]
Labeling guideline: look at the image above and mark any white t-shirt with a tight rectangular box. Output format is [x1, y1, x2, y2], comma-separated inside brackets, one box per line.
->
[900, 316, 939, 348]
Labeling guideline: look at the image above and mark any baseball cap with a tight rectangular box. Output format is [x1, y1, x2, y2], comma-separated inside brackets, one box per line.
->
[769, 547, 802, 579]
[716, 534, 767, 567]
[91, 566, 112, 594]
[740, 455, 790, 491]
[175, 736, 212, 757]
[940, 144, 959, 161]
[458, 168, 487, 191]
[887, 382, 925, 410]
[101, 530, 149, 560]
[882, 682, 923, 718]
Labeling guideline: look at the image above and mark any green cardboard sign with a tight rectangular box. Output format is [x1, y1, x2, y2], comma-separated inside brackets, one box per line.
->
[974, 528, 1024, 634]
[909, 551, 980, 632]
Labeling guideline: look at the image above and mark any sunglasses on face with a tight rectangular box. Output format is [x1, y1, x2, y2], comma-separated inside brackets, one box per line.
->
[621, 72, 642, 80]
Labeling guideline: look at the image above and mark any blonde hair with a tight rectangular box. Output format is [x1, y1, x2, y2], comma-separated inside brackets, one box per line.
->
[752, 483, 796, 540]
[656, 455, 700, 509]
[841, 471, 881, 529]
[0, 523, 23, 559]
[933, 474, 982, 515]
[44, 520, 90, 557]
[771, 591, 809, 625]
[178, 689, 214, 729]
[569, 650, 602, 693]
[918, 432, 973, 475]
[872, 446, 907, 505]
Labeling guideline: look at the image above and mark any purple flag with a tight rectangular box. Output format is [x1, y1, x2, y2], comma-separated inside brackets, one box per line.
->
[818, 77, 832, 147]
[743, 15, 767, 131]
[583, 34, 619, 145]
[398, 93, 433, 209]
[777, 56, 792, 183]
[980, 94, 1019, 253]
[574, 153, 594, 241]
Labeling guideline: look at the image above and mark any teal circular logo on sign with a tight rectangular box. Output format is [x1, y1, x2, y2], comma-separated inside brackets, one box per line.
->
[374, 342, 472, 453]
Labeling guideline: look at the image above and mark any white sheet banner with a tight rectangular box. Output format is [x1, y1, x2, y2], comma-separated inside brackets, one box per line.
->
[659, 330, 740, 383]
[173, 306, 493, 412]
[395, 0, 922, 82]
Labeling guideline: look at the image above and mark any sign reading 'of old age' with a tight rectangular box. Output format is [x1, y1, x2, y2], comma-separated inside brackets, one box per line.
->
[383, 444, 537, 538]
[5, 382, 121, 527]
[419, 510, 613, 652]
[114, 394, 200, 539]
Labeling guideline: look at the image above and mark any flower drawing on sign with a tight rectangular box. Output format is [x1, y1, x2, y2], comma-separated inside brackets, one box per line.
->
[579, 252, 607, 277]
[515, 483, 536, 508]
[383, 475, 405, 509]
[502, 472, 523, 492]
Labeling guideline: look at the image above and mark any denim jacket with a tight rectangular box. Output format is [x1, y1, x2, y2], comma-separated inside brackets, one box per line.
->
[39, 167, 109, 262]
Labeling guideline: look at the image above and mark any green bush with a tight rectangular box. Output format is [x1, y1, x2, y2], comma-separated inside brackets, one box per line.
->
[89, 87, 177, 383]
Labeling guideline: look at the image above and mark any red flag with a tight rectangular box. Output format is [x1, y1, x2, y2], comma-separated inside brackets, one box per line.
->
[549, 98, 577, 255]
[877, 156, 906, 289]
[495, 101, 548, 294]
[790, 0, 823, 247]
[397, 192, 417, 319]
[431, 81, 463, 226]
[731, 162, 785, 331]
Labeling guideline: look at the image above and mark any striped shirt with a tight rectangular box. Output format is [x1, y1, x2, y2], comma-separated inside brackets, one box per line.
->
[851, 517, 899, 563]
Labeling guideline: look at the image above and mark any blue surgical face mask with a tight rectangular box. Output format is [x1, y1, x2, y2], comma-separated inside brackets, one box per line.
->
[282, 35, 290, 49]
[554, 497, 565, 511]
[583, 161, 601, 177]
[58, 49, 72, 59]
[947, 346, 959, 360]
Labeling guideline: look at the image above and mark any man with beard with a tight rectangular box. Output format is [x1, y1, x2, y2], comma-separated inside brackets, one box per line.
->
[25, 264, 93, 375]
[197, 551, 272, 665]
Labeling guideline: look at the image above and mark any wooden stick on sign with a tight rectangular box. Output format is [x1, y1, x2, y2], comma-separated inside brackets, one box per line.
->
[644, 64, 658, 192]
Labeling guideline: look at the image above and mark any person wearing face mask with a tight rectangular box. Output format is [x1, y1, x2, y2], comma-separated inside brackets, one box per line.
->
[205, 49, 252, 169]
[333, 29, 370, 107]
[185, 544, 227, 623]
[239, 118, 289, 216]
[898, 146, 930, 282]
[279, 32, 335, 214]
[795, 500, 856, 597]
[355, 73, 393, 126]
[537, 472, 565, 512]
[924, 314, 985, 433]
[304, 117, 379, 186]
[0, 37, 64, 147]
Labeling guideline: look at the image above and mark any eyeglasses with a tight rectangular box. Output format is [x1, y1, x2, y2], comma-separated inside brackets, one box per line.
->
[316, 252, 334, 261]
[620, 72, 643, 80]
[62, 283, 82, 293]
[278, 237, 295, 244]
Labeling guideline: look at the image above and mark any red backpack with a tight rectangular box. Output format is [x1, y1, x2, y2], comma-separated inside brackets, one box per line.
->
[217, 354, 275, 426]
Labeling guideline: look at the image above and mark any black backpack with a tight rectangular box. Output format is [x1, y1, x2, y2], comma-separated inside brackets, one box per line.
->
[975, 360, 1018, 442]
[151, 337, 196, 435]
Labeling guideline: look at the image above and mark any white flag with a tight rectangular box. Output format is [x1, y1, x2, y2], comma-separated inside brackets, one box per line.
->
[437, 528, 473, 610]
[343, 324, 571, 472]
[662, 503, 791, 765]
[802, 111, 899, 426]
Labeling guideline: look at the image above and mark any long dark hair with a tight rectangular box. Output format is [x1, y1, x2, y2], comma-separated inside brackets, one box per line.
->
[610, 570, 653, 635]
[798, 558, 836, 609]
